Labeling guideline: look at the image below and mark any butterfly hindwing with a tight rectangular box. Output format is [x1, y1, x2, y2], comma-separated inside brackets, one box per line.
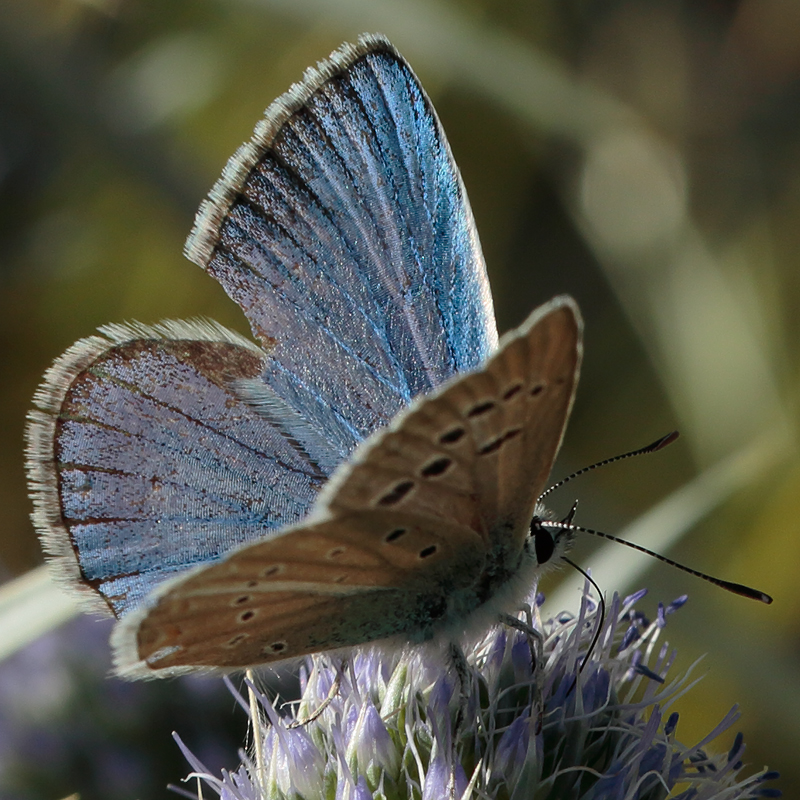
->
[186, 34, 498, 457]
[25, 321, 335, 618]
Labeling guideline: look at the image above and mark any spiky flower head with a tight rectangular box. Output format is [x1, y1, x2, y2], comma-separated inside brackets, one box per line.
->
[175, 586, 780, 800]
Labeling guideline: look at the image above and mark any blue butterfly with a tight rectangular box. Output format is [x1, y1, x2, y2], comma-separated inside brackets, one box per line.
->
[26, 34, 581, 677]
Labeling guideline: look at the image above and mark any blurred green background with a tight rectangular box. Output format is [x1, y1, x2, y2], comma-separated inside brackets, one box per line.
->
[1, 0, 798, 797]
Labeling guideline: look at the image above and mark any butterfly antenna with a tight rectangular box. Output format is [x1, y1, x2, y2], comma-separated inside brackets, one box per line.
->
[543, 520, 773, 604]
[538, 431, 680, 502]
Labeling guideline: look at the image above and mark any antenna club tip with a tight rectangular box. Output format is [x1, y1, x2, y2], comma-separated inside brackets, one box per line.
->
[654, 430, 680, 450]
[725, 580, 773, 604]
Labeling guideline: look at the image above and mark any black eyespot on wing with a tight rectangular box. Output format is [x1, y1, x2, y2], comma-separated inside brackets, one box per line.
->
[233, 595, 252, 606]
[468, 400, 496, 417]
[326, 547, 346, 559]
[226, 633, 249, 648]
[530, 383, 546, 396]
[264, 641, 287, 654]
[419, 545, 438, 559]
[420, 457, 452, 477]
[439, 427, 465, 444]
[262, 565, 283, 577]
[503, 384, 522, 400]
[385, 528, 407, 542]
[246, 580, 258, 588]
[239, 610, 256, 623]
[478, 428, 522, 456]
[478, 438, 502, 456]
[378, 480, 415, 506]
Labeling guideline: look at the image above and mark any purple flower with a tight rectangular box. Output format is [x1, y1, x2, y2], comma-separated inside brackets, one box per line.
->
[178, 585, 780, 799]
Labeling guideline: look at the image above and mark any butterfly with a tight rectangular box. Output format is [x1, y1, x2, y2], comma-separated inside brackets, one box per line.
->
[25, 33, 582, 678]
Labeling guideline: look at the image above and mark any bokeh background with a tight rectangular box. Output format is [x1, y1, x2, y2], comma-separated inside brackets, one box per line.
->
[1, 0, 798, 797]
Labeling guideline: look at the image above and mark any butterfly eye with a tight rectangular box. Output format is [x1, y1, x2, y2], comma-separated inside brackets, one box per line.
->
[533, 528, 555, 565]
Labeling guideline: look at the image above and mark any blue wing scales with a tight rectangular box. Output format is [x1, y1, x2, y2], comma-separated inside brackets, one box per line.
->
[187, 35, 498, 458]
[27, 321, 331, 616]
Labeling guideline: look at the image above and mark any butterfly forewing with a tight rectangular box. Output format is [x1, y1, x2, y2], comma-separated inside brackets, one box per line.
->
[186, 35, 498, 457]
[479, 297, 582, 545]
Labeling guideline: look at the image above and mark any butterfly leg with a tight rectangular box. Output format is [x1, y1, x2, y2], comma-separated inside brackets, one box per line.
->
[499, 611, 543, 671]
[288, 657, 344, 729]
